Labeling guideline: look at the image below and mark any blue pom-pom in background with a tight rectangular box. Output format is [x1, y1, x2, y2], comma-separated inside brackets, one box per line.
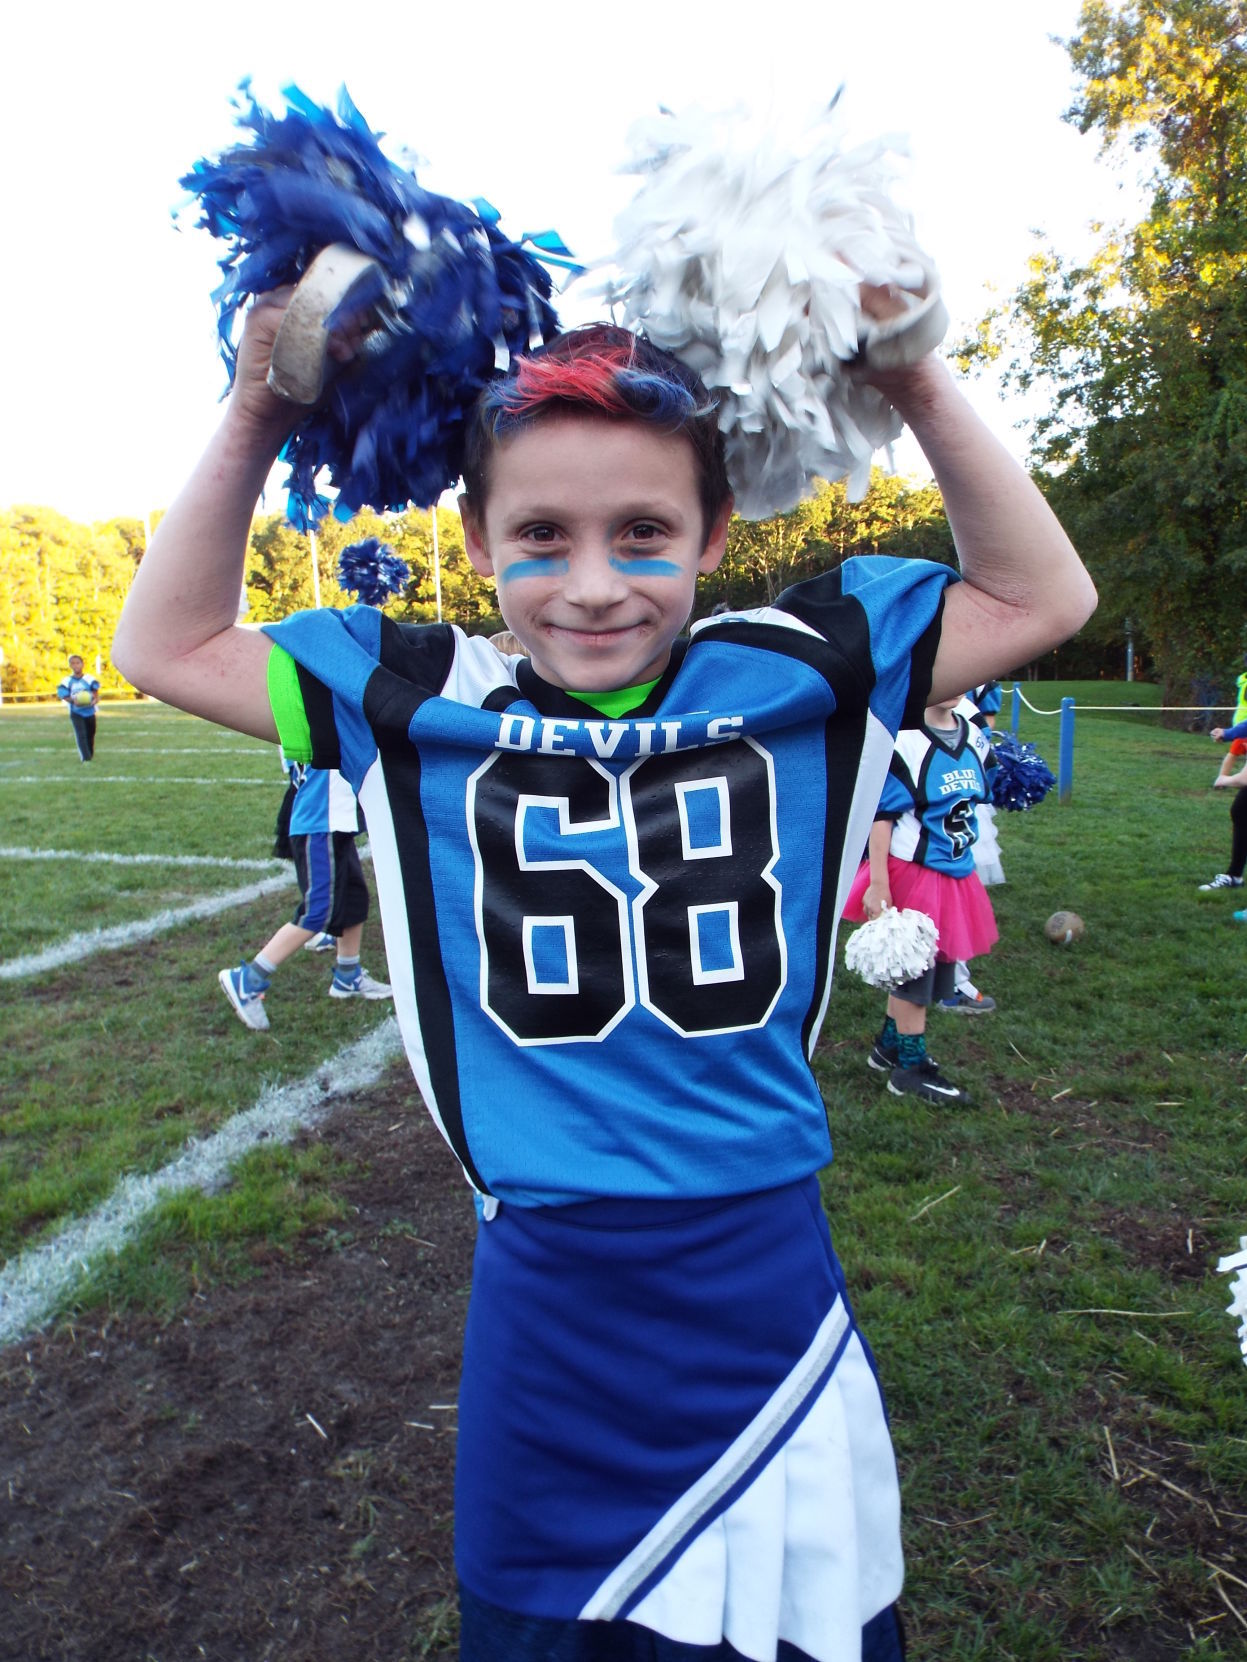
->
[179, 83, 573, 526]
[336, 538, 410, 606]
[990, 732, 1056, 811]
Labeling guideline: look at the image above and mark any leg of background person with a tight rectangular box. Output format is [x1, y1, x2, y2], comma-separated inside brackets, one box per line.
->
[70, 715, 92, 761]
[1229, 787, 1247, 879]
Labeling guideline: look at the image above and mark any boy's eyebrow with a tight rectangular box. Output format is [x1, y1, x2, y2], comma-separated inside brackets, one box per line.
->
[499, 497, 691, 525]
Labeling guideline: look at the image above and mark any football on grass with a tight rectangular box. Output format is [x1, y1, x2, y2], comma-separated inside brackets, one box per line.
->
[1045, 910, 1085, 945]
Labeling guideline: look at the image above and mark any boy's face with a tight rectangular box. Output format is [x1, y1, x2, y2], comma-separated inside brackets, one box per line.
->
[462, 413, 729, 693]
[69, 657, 84, 675]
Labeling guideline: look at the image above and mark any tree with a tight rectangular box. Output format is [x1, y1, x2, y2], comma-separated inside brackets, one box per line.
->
[969, 0, 1247, 701]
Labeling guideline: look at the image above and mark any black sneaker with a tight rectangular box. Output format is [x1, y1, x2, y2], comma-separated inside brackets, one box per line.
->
[868, 1033, 900, 1072]
[887, 1058, 971, 1106]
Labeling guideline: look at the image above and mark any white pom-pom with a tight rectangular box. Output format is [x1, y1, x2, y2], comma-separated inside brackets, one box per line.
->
[598, 98, 946, 519]
[1217, 1236, 1247, 1367]
[844, 906, 938, 990]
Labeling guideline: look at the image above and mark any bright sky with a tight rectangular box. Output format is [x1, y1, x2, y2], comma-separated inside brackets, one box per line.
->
[4, 0, 1145, 524]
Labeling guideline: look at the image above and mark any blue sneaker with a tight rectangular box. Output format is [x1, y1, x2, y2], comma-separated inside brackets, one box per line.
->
[329, 968, 392, 1001]
[937, 988, 996, 1014]
[218, 964, 270, 1031]
[302, 931, 337, 953]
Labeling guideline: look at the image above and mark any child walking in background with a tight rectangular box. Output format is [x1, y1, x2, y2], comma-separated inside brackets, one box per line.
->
[844, 695, 999, 1105]
[56, 654, 100, 761]
[219, 761, 392, 1031]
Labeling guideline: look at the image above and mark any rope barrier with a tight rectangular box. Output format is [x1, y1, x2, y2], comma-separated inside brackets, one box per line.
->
[1014, 689, 1233, 717]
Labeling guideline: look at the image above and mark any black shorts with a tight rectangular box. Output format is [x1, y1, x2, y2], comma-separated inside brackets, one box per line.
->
[290, 832, 369, 934]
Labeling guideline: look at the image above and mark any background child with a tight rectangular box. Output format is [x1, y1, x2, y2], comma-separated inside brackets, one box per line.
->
[940, 683, 1005, 1013]
[55, 654, 100, 761]
[1216, 656, 1247, 782]
[844, 695, 999, 1104]
[219, 760, 391, 1030]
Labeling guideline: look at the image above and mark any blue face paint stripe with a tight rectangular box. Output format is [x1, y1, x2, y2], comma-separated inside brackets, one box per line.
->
[609, 556, 682, 577]
[498, 556, 569, 583]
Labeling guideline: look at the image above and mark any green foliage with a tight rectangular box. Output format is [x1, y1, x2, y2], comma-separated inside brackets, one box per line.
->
[968, 0, 1247, 702]
[0, 506, 144, 697]
[5, 471, 953, 698]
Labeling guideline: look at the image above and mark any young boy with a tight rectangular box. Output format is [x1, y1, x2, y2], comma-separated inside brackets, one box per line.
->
[219, 759, 392, 1030]
[56, 654, 100, 760]
[113, 288, 1095, 1660]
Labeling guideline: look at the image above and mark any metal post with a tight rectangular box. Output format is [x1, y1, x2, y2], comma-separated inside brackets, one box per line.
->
[432, 508, 443, 622]
[1011, 682, 1021, 736]
[1058, 697, 1075, 804]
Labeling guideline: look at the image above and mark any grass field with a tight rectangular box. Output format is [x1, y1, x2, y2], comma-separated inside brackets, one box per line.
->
[2, 687, 1246, 1659]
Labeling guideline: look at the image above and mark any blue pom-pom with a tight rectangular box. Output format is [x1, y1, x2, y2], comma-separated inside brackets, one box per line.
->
[179, 83, 570, 523]
[336, 537, 410, 605]
[990, 732, 1056, 811]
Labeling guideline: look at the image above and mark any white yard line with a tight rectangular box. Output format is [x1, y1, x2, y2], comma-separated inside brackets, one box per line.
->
[0, 746, 273, 758]
[0, 872, 296, 981]
[3, 776, 278, 786]
[0, 1019, 406, 1346]
[1, 847, 287, 872]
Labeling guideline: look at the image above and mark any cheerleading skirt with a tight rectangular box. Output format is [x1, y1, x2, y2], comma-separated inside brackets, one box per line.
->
[455, 1177, 905, 1662]
[843, 858, 998, 964]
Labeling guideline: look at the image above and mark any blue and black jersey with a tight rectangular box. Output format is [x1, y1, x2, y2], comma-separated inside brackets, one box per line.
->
[263, 555, 954, 1209]
[877, 715, 994, 876]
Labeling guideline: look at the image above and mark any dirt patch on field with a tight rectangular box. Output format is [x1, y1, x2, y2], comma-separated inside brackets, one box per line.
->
[2, 1073, 1243, 1661]
[0, 1077, 474, 1662]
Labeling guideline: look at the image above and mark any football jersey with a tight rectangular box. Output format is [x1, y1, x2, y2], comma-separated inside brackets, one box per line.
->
[971, 680, 1003, 717]
[57, 672, 99, 711]
[264, 555, 954, 1208]
[878, 715, 994, 875]
[286, 762, 361, 835]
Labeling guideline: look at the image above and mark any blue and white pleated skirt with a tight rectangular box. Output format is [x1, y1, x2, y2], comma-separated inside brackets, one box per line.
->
[455, 1176, 904, 1662]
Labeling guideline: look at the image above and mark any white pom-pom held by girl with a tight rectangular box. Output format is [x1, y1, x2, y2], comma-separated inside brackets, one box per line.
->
[844, 906, 938, 990]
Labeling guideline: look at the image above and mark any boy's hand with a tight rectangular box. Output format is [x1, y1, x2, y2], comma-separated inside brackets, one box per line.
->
[855, 274, 949, 384]
[1212, 727, 1227, 741]
[226, 290, 304, 446]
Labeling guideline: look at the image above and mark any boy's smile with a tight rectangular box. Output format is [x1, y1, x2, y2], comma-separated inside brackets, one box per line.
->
[462, 413, 729, 693]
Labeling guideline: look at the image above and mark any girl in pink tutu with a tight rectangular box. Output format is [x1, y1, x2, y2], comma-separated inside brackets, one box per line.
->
[844, 695, 999, 1105]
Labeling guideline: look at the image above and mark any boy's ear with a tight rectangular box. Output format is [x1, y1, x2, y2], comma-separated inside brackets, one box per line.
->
[460, 495, 495, 578]
[697, 498, 733, 576]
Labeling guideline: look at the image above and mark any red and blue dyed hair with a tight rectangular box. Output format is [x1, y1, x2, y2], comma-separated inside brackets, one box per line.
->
[461, 325, 731, 535]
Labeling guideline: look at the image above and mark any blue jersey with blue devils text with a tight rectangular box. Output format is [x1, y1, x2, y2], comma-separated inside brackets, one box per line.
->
[264, 556, 954, 1207]
[878, 716, 994, 876]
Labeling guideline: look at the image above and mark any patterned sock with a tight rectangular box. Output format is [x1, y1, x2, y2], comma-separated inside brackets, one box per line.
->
[880, 1016, 899, 1050]
[897, 1031, 927, 1069]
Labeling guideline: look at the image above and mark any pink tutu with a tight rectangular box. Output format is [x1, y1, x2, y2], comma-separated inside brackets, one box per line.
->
[843, 857, 998, 963]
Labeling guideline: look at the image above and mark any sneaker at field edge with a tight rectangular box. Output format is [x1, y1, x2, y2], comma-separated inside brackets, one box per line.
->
[329, 969, 393, 1001]
[218, 964, 270, 1031]
[1234, 910, 1247, 923]
[937, 989, 997, 1014]
[303, 931, 337, 952]
[867, 1036, 900, 1072]
[1198, 873, 1244, 890]
[887, 1057, 971, 1106]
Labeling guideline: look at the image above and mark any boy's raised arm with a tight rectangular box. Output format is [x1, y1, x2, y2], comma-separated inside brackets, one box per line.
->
[112, 294, 301, 741]
[867, 354, 1097, 701]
